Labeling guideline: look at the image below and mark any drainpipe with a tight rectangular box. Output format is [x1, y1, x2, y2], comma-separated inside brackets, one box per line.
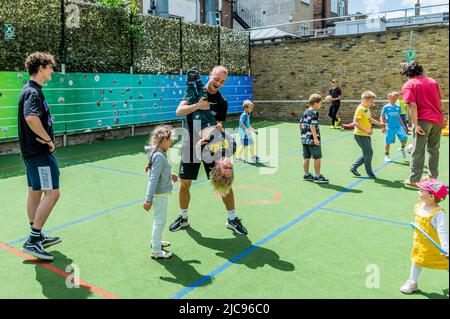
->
[155, 0, 169, 18]
[205, 0, 216, 25]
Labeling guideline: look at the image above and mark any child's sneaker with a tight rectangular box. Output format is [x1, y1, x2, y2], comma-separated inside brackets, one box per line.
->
[234, 157, 244, 163]
[400, 279, 419, 294]
[303, 173, 315, 181]
[22, 240, 54, 261]
[399, 147, 406, 158]
[367, 173, 377, 179]
[226, 217, 248, 235]
[151, 251, 173, 259]
[349, 167, 361, 177]
[250, 155, 261, 163]
[384, 155, 392, 162]
[314, 175, 329, 184]
[335, 118, 342, 127]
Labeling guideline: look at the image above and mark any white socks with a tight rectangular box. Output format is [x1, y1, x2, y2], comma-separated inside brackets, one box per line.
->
[409, 265, 422, 283]
[180, 208, 188, 219]
[227, 210, 237, 221]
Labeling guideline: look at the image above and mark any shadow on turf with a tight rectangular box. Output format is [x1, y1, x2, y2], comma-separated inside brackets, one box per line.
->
[23, 251, 93, 299]
[157, 254, 212, 288]
[315, 183, 363, 193]
[186, 226, 295, 271]
[414, 288, 449, 299]
[373, 178, 419, 191]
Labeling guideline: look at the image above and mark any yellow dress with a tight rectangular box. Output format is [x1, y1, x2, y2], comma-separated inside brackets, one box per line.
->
[411, 204, 449, 270]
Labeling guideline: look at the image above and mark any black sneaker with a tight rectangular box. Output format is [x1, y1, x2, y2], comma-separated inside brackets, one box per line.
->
[40, 233, 61, 248]
[169, 216, 189, 232]
[349, 167, 361, 177]
[314, 175, 330, 184]
[226, 217, 248, 235]
[186, 67, 200, 82]
[22, 240, 54, 261]
[367, 173, 377, 179]
[303, 173, 315, 181]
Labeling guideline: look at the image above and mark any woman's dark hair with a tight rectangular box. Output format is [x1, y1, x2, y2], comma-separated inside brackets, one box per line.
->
[400, 61, 424, 78]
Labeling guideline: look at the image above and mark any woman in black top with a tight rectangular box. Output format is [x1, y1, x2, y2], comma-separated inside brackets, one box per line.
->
[328, 79, 342, 128]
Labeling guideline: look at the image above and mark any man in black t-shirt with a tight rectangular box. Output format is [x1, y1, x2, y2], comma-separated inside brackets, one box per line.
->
[328, 79, 342, 128]
[18, 52, 61, 261]
[169, 66, 247, 235]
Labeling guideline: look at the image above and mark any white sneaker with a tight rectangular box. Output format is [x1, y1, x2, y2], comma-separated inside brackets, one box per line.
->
[400, 148, 406, 158]
[400, 279, 419, 294]
[384, 155, 392, 162]
[151, 251, 173, 259]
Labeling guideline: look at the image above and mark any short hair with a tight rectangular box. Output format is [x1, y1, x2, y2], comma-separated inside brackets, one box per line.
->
[210, 166, 234, 197]
[243, 100, 254, 109]
[24, 52, 56, 76]
[309, 94, 323, 106]
[332, 79, 338, 83]
[400, 61, 424, 78]
[388, 91, 399, 98]
[361, 91, 376, 100]
[211, 65, 228, 77]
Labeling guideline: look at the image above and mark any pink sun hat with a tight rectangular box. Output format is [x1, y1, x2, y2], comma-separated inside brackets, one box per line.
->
[416, 179, 448, 200]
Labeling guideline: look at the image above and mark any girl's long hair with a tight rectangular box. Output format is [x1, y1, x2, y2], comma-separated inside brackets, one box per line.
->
[145, 125, 172, 172]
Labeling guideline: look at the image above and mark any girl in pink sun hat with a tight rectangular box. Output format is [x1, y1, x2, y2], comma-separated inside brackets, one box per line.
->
[401, 179, 449, 294]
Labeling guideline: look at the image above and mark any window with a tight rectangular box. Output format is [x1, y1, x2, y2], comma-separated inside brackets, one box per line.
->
[215, 11, 221, 25]
[301, 0, 311, 4]
[299, 23, 309, 37]
[338, 0, 346, 16]
[331, 0, 338, 14]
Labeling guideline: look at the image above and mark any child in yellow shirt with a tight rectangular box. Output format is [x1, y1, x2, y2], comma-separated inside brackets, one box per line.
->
[400, 179, 449, 294]
[349, 91, 385, 179]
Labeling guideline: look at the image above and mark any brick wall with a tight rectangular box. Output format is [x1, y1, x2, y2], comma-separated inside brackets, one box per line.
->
[250, 24, 449, 124]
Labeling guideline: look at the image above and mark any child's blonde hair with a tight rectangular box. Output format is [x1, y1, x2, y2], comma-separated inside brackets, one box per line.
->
[209, 167, 234, 197]
[361, 90, 376, 100]
[145, 125, 173, 172]
[309, 94, 323, 106]
[388, 91, 399, 98]
[243, 99, 254, 109]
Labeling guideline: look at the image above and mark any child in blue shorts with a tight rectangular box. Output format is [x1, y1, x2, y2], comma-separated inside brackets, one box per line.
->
[380, 91, 408, 162]
[235, 100, 260, 163]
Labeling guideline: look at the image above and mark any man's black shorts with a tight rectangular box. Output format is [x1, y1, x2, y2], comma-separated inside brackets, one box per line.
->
[179, 161, 216, 180]
[302, 144, 322, 159]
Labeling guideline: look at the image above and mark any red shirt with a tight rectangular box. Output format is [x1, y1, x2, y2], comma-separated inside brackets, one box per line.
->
[402, 76, 444, 126]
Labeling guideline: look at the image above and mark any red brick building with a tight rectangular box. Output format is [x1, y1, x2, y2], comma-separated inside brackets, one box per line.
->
[314, 0, 348, 29]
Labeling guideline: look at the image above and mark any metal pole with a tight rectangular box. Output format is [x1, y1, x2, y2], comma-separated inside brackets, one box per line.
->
[60, 0, 65, 69]
[179, 18, 183, 74]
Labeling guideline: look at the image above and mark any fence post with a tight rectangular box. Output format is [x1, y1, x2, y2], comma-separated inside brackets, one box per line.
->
[218, 25, 221, 66]
[60, 0, 66, 73]
[130, 11, 134, 74]
[248, 30, 251, 76]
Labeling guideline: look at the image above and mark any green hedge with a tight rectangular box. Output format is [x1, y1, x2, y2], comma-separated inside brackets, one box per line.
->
[220, 27, 250, 75]
[65, 0, 131, 73]
[182, 22, 219, 74]
[0, 0, 249, 74]
[0, 0, 61, 72]
[133, 15, 180, 74]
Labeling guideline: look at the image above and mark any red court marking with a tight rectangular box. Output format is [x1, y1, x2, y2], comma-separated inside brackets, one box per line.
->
[0, 242, 118, 299]
[215, 185, 282, 205]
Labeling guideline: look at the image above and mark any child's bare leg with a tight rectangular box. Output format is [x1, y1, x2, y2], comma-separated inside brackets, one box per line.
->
[314, 158, 321, 176]
[303, 159, 310, 174]
[385, 144, 390, 154]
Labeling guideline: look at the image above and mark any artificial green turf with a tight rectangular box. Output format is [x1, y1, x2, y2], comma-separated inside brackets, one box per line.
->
[0, 120, 448, 299]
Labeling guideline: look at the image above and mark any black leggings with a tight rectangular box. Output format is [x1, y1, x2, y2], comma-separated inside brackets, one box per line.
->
[328, 104, 340, 126]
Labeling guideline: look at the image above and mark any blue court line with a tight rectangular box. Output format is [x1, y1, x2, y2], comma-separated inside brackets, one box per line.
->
[59, 159, 145, 177]
[319, 207, 410, 227]
[4, 132, 353, 246]
[170, 157, 398, 299]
